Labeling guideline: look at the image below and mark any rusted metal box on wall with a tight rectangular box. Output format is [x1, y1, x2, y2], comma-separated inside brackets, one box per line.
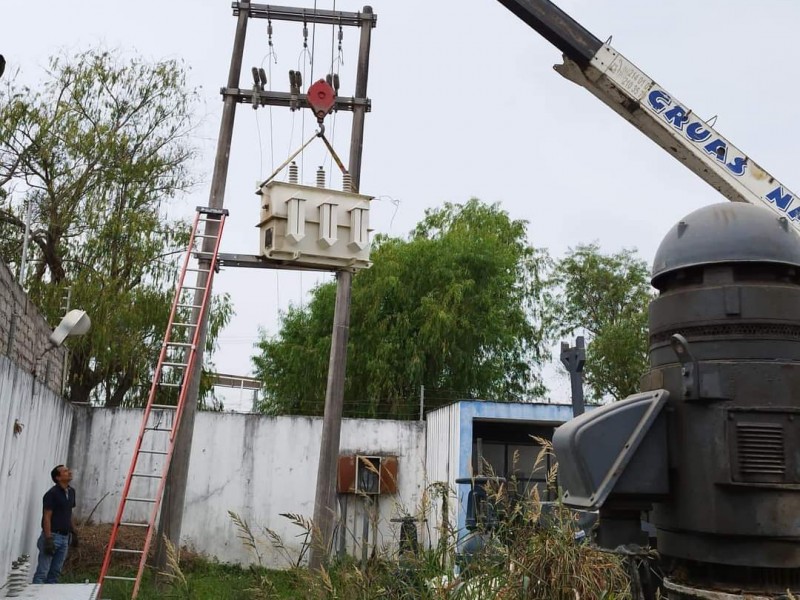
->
[337, 454, 398, 495]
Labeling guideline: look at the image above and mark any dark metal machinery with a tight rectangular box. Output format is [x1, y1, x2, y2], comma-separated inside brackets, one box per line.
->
[560, 336, 586, 417]
[494, 0, 800, 596]
[554, 203, 800, 598]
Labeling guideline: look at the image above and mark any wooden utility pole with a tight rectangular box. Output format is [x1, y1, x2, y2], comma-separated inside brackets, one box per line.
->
[154, 2, 250, 569]
[309, 5, 374, 570]
[152, 1, 376, 572]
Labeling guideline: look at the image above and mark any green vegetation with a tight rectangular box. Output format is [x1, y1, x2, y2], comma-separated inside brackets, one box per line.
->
[545, 243, 653, 401]
[253, 199, 552, 418]
[63, 563, 262, 600]
[0, 49, 231, 406]
[253, 201, 653, 416]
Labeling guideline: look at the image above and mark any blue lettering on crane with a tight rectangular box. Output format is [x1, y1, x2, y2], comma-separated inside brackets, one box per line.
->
[648, 90, 670, 113]
[645, 88, 747, 177]
[664, 105, 689, 129]
[686, 122, 712, 142]
[726, 157, 747, 176]
[704, 139, 727, 161]
[766, 186, 794, 211]
[764, 186, 800, 221]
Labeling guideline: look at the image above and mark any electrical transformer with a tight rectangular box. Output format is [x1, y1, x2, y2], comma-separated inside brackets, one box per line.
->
[256, 178, 373, 271]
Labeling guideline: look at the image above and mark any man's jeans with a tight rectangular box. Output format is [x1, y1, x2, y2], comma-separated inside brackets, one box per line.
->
[32, 532, 70, 584]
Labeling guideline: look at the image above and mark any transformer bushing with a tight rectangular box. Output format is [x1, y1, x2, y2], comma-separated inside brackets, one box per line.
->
[554, 203, 800, 598]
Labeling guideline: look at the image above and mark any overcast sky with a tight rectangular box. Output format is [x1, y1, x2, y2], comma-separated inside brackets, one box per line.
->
[5, 1, 800, 410]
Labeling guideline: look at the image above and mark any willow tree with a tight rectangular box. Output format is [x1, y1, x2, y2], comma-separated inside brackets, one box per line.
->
[253, 199, 551, 417]
[0, 50, 231, 406]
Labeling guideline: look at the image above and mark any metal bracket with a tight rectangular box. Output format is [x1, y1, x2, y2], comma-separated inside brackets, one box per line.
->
[670, 334, 699, 399]
[670, 334, 727, 400]
[221, 88, 370, 113]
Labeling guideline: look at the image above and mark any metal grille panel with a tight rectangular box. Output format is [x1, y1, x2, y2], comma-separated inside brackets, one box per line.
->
[651, 323, 800, 344]
[736, 422, 785, 476]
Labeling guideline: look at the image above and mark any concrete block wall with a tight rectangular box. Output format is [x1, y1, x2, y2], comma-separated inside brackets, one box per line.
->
[0, 260, 66, 395]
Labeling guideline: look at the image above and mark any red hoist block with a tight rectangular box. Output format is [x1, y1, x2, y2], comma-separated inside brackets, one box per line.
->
[307, 79, 336, 121]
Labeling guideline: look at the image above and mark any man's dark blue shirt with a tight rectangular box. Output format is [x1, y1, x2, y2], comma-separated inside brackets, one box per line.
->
[43, 485, 75, 534]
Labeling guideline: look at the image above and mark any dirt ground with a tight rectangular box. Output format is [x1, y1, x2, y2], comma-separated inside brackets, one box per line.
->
[65, 523, 146, 575]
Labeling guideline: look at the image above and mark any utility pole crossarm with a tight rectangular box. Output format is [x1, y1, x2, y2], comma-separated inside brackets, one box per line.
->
[233, 2, 377, 28]
[222, 88, 370, 112]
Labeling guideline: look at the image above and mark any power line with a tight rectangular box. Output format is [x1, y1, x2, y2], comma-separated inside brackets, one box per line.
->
[311, 1, 318, 79]
[254, 112, 264, 179]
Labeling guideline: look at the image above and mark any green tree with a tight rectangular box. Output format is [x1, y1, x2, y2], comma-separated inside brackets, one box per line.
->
[546, 244, 653, 402]
[0, 49, 231, 406]
[253, 199, 551, 417]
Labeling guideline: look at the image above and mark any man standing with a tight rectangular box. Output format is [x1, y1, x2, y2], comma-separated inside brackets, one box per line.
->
[32, 465, 78, 584]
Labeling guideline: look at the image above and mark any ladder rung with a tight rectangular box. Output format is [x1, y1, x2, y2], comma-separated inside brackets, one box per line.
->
[162, 362, 189, 367]
[132, 472, 161, 478]
[137, 449, 168, 455]
[126, 497, 158, 503]
[193, 234, 219, 239]
[176, 304, 202, 309]
[103, 575, 137, 581]
[181, 286, 207, 291]
[197, 206, 229, 216]
[173, 322, 198, 327]
[166, 341, 193, 346]
[120, 522, 148, 528]
[145, 426, 173, 432]
[151, 404, 178, 410]
[157, 382, 181, 387]
[112, 548, 144, 554]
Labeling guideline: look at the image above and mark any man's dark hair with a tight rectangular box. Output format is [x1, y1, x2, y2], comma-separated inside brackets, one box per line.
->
[51, 465, 65, 483]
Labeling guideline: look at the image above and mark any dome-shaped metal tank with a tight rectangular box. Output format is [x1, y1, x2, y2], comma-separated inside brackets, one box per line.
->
[652, 202, 800, 289]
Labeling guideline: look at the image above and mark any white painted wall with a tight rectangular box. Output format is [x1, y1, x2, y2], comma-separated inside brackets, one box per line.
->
[0, 356, 74, 585]
[69, 409, 426, 568]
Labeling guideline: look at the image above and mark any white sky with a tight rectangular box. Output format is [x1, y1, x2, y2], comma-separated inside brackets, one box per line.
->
[5, 1, 800, 411]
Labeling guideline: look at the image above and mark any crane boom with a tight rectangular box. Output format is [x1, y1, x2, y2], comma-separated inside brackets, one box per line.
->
[497, 0, 800, 231]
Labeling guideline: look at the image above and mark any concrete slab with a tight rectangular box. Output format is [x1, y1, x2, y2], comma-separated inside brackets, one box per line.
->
[10, 582, 98, 599]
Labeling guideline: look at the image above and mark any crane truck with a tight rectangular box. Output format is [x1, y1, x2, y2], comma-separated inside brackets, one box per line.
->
[496, 0, 800, 228]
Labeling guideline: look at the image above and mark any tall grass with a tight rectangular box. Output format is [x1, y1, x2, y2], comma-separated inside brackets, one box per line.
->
[231, 441, 633, 599]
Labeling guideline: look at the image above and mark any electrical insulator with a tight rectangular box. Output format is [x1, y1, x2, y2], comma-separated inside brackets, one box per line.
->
[289, 161, 299, 184]
[342, 172, 352, 193]
[316, 166, 326, 188]
[289, 71, 299, 111]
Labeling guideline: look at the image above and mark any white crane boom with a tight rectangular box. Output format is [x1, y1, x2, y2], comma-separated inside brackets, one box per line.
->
[497, 0, 800, 231]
